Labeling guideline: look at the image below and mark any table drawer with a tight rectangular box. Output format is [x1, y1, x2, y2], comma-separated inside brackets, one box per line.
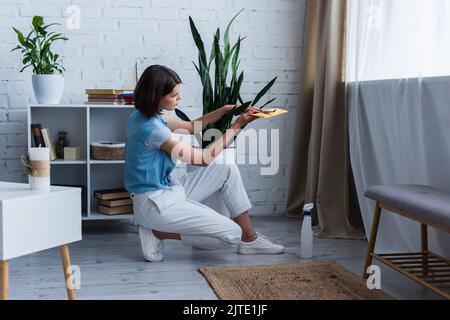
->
[1, 190, 82, 260]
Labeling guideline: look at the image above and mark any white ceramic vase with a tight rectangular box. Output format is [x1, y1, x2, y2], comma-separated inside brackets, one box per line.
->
[32, 74, 65, 104]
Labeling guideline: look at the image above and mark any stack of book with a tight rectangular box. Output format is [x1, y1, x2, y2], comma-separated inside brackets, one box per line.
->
[94, 188, 133, 215]
[30, 123, 57, 160]
[85, 89, 134, 105]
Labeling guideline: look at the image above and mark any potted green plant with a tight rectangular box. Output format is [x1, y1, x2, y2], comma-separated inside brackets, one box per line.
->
[12, 16, 68, 104]
[176, 9, 277, 152]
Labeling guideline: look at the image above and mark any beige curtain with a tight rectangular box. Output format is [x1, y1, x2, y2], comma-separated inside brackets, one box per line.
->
[286, 0, 363, 239]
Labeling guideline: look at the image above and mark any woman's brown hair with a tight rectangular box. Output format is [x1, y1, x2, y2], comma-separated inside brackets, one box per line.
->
[134, 65, 182, 118]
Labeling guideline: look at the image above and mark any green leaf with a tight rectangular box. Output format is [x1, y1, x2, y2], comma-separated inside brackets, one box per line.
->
[13, 27, 25, 45]
[231, 36, 241, 80]
[223, 86, 231, 103]
[233, 101, 251, 116]
[222, 39, 240, 85]
[223, 8, 244, 56]
[251, 77, 277, 106]
[42, 23, 60, 30]
[230, 71, 244, 104]
[189, 16, 207, 67]
[32, 16, 44, 28]
[198, 57, 213, 114]
[174, 108, 191, 122]
[260, 98, 277, 109]
[13, 15, 68, 75]
[192, 62, 201, 76]
[11, 45, 22, 52]
[208, 44, 215, 71]
[20, 64, 32, 72]
[213, 29, 223, 108]
[32, 16, 46, 36]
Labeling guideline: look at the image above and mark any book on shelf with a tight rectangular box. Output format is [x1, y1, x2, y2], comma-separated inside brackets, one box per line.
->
[85, 100, 125, 105]
[94, 188, 130, 200]
[31, 123, 45, 148]
[85, 89, 125, 95]
[40, 128, 57, 160]
[85, 89, 134, 105]
[97, 204, 133, 215]
[99, 198, 133, 207]
[118, 92, 134, 105]
[86, 94, 122, 99]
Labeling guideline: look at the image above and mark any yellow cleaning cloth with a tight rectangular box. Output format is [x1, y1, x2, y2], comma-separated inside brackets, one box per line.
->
[252, 108, 288, 119]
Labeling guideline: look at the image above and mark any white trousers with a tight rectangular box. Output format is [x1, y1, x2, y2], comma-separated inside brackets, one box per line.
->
[131, 163, 253, 249]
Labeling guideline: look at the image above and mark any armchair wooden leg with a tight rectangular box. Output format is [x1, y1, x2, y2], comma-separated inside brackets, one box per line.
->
[363, 203, 381, 279]
[421, 224, 428, 276]
[0, 261, 8, 300]
[60, 245, 76, 300]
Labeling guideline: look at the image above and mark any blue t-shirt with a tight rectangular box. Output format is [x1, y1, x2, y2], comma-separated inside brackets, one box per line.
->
[124, 110, 175, 193]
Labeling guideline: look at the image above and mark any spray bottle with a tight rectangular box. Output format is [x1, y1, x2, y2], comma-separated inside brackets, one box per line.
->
[300, 203, 314, 258]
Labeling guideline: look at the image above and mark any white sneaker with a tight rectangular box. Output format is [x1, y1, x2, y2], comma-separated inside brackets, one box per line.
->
[138, 225, 164, 262]
[237, 232, 285, 255]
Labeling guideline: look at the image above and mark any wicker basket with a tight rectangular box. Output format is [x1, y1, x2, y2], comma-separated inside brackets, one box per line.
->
[91, 142, 125, 160]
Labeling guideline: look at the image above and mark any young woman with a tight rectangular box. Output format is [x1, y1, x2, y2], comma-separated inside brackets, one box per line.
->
[125, 65, 285, 262]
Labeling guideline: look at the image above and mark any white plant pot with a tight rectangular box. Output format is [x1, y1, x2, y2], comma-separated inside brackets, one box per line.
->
[186, 147, 237, 218]
[32, 74, 65, 104]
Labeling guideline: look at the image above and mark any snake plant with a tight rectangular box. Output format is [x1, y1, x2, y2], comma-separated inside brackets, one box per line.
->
[12, 16, 68, 74]
[176, 9, 277, 148]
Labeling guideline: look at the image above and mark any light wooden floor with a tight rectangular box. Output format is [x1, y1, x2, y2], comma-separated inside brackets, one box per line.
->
[5, 217, 443, 300]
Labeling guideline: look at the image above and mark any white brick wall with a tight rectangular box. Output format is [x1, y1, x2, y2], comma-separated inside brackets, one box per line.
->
[0, 0, 305, 216]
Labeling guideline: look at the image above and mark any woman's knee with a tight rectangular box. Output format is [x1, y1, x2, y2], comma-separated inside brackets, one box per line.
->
[215, 163, 241, 182]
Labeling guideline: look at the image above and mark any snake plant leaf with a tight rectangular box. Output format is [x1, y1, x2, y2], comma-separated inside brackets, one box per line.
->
[233, 101, 251, 116]
[231, 36, 241, 81]
[224, 8, 244, 56]
[260, 98, 277, 109]
[213, 29, 224, 108]
[193, 62, 201, 76]
[230, 71, 244, 104]
[198, 57, 213, 114]
[175, 108, 191, 122]
[208, 43, 215, 71]
[189, 16, 207, 67]
[222, 39, 241, 85]
[224, 86, 232, 103]
[186, 10, 278, 148]
[251, 77, 277, 106]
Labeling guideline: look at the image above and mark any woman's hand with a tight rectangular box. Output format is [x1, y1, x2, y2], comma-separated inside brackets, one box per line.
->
[234, 106, 261, 128]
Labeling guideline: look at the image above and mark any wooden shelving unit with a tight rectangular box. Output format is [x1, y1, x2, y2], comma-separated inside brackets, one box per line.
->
[27, 104, 134, 221]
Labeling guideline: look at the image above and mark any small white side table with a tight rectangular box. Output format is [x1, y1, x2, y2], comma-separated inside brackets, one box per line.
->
[0, 182, 82, 300]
